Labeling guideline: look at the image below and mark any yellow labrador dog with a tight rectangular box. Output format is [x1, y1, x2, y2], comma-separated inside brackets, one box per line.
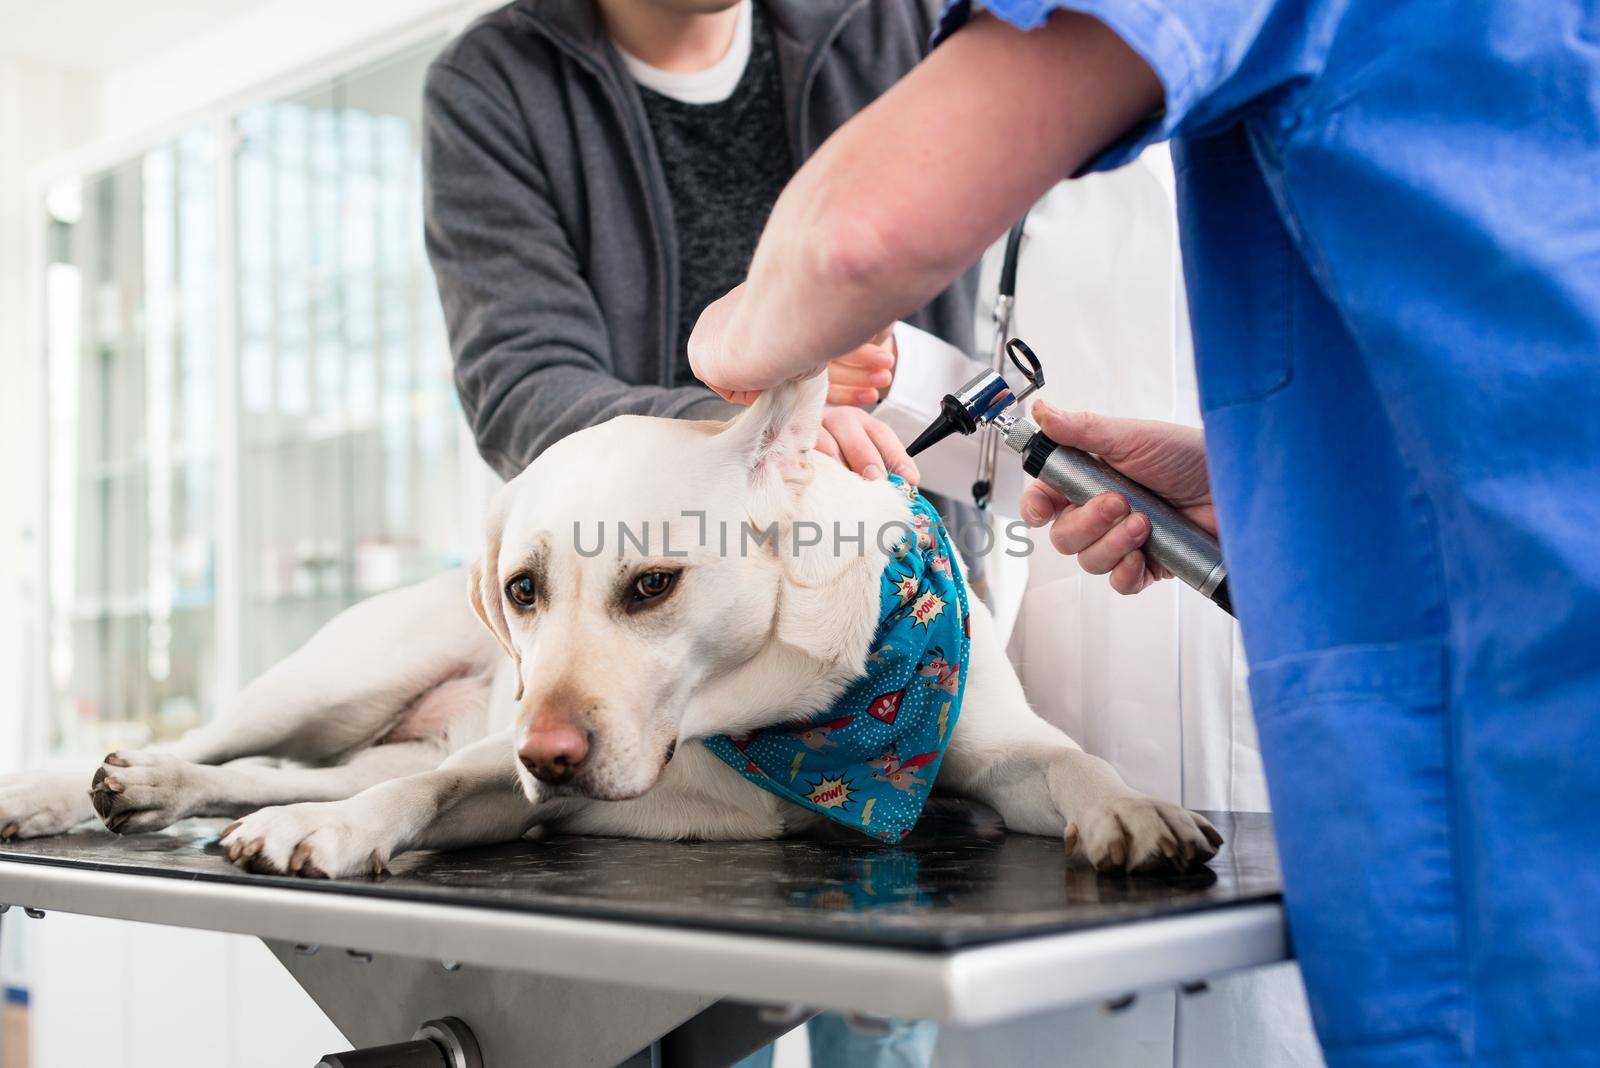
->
[0, 379, 1220, 878]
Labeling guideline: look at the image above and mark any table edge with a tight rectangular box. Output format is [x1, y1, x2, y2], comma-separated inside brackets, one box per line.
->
[0, 859, 1290, 1023]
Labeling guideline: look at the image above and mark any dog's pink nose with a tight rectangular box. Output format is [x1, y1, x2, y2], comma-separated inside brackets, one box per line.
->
[517, 721, 591, 784]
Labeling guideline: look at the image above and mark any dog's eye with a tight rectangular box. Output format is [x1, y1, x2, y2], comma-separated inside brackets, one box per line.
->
[505, 574, 537, 609]
[632, 570, 676, 603]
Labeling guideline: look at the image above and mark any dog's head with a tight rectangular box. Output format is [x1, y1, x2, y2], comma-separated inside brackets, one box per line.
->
[470, 375, 903, 802]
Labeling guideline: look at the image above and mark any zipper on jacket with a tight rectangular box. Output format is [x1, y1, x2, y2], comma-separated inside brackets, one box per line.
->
[600, 71, 680, 387]
[788, 0, 870, 162]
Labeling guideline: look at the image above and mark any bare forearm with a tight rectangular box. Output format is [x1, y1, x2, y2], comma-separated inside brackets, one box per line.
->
[701, 11, 1162, 390]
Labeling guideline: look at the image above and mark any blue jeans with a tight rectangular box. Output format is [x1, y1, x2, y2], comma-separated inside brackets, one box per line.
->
[734, 1014, 937, 1068]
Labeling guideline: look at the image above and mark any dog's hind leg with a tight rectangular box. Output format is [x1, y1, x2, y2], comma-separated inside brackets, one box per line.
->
[2, 571, 494, 843]
[220, 730, 541, 879]
[162, 569, 496, 768]
[89, 738, 449, 835]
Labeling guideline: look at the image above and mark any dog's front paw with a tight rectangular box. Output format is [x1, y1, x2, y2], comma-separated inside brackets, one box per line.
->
[1066, 796, 1223, 874]
[90, 750, 199, 834]
[0, 771, 96, 841]
[220, 802, 391, 880]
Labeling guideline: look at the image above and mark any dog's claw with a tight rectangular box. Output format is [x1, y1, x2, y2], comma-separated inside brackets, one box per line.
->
[1063, 822, 1080, 858]
[1160, 810, 1201, 869]
[103, 753, 130, 768]
[220, 820, 242, 841]
[368, 850, 387, 879]
[88, 768, 116, 819]
[289, 842, 314, 875]
[1, 823, 17, 842]
[1102, 814, 1129, 870]
[1157, 833, 1180, 865]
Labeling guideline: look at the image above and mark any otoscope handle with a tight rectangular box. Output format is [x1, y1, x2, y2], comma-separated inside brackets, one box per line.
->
[1014, 425, 1233, 615]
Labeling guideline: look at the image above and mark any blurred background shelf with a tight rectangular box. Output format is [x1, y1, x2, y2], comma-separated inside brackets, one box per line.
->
[40, 35, 494, 758]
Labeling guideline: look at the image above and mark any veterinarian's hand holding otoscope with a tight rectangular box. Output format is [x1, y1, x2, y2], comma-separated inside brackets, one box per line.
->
[1019, 402, 1216, 597]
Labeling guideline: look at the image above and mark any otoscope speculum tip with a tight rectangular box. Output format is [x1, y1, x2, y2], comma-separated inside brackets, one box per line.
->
[906, 395, 978, 457]
[906, 414, 956, 457]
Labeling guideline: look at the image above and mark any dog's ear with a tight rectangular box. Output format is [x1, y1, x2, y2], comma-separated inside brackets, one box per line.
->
[720, 373, 828, 488]
[719, 372, 885, 668]
[467, 493, 524, 701]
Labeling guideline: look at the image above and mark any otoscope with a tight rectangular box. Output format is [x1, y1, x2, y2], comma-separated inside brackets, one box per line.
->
[906, 338, 1234, 616]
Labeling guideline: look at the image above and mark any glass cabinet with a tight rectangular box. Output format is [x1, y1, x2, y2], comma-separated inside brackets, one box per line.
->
[41, 37, 480, 757]
[234, 41, 468, 681]
[45, 133, 219, 755]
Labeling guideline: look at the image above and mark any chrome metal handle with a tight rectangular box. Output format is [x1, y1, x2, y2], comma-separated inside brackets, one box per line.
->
[1005, 417, 1233, 614]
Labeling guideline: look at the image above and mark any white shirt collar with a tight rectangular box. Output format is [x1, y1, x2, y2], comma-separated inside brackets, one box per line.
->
[616, 0, 753, 106]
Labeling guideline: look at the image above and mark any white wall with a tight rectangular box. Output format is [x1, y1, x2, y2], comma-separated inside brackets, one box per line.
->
[97, 0, 497, 141]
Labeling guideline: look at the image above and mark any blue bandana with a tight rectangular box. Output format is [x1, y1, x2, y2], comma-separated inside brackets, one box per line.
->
[704, 477, 971, 842]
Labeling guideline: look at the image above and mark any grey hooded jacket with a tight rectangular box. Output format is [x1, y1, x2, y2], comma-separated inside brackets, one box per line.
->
[423, 0, 979, 479]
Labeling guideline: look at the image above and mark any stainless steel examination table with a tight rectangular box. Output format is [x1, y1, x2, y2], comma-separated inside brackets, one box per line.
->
[0, 807, 1287, 1066]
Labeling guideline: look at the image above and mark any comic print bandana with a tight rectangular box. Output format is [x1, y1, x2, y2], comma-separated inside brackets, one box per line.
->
[703, 476, 971, 842]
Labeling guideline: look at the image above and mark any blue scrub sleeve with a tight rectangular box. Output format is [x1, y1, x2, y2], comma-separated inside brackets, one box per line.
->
[935, 0, 1340, 171]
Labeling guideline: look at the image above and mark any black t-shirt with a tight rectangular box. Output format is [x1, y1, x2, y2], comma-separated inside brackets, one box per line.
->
[636, 3, 794, 383]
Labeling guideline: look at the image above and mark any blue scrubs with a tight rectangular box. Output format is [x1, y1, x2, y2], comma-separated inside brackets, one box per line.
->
[940, 1, 1600, 1064]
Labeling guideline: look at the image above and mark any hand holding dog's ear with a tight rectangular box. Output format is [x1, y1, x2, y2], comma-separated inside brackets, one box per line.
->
[694, 290, 899, 412]
[691, 285, 888, 406]
[723, 374, 917, 486]
[688, 284, 766, 406]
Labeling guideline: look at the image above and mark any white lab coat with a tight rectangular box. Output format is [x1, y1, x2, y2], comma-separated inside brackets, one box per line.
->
[930, 147, 1325, 1068]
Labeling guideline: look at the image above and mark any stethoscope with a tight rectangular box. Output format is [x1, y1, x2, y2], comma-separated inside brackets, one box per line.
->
[969, 215, 1029, 513]
[905, 215, 1234, 615]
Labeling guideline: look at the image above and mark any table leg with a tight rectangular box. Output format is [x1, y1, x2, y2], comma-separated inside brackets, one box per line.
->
[266, 938, 714, 1067]
[617, 1001, 816, 1068]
